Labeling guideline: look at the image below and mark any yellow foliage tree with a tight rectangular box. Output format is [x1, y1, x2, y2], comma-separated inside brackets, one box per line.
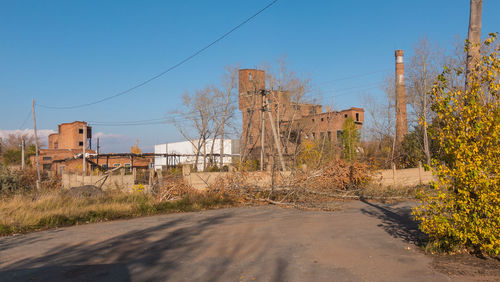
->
[130, 139, 142, 154]
[412, 34, 499, 255]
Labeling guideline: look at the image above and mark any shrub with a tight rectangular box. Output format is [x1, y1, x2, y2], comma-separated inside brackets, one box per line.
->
[412, 34, 500, 255]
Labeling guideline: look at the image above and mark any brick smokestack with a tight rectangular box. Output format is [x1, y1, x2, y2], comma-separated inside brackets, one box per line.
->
[395, 50, 408, 144]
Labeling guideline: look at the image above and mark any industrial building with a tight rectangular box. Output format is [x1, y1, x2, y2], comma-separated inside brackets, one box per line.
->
[238, 69, 364, 167]
[154, 139, 240, 171]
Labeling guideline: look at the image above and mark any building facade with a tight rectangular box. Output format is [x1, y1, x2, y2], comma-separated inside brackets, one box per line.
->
[238, 69, 364, 167]
[154, 139, 240, 171]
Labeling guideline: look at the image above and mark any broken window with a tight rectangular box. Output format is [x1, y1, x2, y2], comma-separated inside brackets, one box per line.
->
[356, 113, 359, 121]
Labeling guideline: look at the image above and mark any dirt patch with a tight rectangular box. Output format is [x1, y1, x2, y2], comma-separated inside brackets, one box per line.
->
[66, 185, 104, 198]
[431, 253, 500, 281]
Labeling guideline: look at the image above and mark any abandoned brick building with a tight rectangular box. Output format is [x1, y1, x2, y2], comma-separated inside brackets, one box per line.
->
[31, 121, 95, 173]
[32, 121, 152, 174]
[238, 69, 364, 167]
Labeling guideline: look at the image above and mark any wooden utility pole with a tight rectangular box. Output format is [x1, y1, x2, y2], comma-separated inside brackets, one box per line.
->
[263, 94, 286, 171]
[260, 91, 266, 171]
[83, 124, 86, 175]
[21, 139, 25, 170]
[465, 0, 483, 92]
[32, 99, 41, 189]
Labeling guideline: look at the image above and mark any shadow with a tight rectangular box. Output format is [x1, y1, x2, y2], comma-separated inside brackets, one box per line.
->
[360, 199, 427, 247]
[1, 208, 290, 281]
[1, 213, 232, 281]
[0, 264, 131, 282]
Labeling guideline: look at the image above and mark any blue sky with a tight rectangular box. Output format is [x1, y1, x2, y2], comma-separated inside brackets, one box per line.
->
[1, 0, 499, 152]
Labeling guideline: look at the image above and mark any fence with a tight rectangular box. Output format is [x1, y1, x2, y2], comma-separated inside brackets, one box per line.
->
[184, 164, 435, 190]
[61, 167, 154, 192]
[61, 164, 435, 192]
[373, 163, 434, 187]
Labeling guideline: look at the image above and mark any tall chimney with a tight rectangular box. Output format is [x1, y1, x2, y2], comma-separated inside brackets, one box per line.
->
[395, 50, 408, 144]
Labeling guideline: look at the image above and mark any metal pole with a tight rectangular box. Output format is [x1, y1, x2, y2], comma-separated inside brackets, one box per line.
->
[83, 124, 86, 175]
[32, 99, 41, 189]
[260, 92, 265, 171]
[21, 139, 25, 170]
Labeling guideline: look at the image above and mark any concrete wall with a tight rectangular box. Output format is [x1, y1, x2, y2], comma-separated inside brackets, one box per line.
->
[373, 165, 434, 187]
[185, 166, 435, 190]
[62, 172, 135, 192]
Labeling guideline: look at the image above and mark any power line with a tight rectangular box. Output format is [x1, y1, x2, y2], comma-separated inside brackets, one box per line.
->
[18, 110, 32, 129]
[36, 0, 279, 110]
[315, 68, 390, 86]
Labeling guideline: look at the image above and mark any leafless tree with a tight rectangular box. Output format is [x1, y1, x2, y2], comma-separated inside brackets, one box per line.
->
[360, 74, 396, 166]
[406, 37, 442, 166]
[174, 87, 217, 171]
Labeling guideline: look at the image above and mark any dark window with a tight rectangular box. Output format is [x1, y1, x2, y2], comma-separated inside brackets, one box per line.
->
[344, 114, 348, 118]
[328, 131, 332, 141]
[79, 129, 83, 134]
[79, 141, 83, 146]
[43, 164, 52, 170]
[356, 113, 359, 121]
[113, 163, 120, 167]
[42, 156, 52, 161]
[321, 118, 324, 122]
[337, 130, 343, 145]
[312, 119, 315, 123]
[102, 164, 108, 169]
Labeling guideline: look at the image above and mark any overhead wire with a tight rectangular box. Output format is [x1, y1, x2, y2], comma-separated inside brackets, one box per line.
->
[36, 0, 279, 110]
[18, 109, 32, 130]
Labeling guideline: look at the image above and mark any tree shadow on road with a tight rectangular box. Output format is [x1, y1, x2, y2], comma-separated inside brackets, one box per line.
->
[1, 213, 232, 281]
[0, 208, 288, 281]
[360, 199, 427, 247]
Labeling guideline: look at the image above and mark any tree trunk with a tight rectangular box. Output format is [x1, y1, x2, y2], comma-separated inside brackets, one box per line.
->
[422, 62, 431, 166]
[465, 0, 482, 92]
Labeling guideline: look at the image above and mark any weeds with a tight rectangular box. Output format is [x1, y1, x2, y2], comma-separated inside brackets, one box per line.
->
[0, 188, 235, 236]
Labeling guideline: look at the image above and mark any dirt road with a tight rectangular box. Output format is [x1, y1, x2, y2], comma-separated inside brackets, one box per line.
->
[0, 201, 454, 281]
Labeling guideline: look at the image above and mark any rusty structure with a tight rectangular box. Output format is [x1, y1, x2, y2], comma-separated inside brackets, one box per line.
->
[238, 69, 364, 168]
[395, 50, 408, 145]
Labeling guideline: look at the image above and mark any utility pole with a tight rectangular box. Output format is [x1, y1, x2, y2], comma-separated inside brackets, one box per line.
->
[21, 139, 25, 170]
[465, 0, 483, 92]
[83, 123, 86, 175]
[32, 99, 41, 189]
[260, 90, 266, 171]
[262, 91, 286, 171]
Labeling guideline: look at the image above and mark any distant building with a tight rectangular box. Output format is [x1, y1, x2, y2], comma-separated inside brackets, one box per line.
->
[32, 121, 153, 174]
[238, 69, 364, 167]
[31, 121, 95, 173]
[154, 139, 240, 171]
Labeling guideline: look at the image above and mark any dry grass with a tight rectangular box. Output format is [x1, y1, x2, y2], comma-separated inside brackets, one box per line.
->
[0, 188, 235, 236]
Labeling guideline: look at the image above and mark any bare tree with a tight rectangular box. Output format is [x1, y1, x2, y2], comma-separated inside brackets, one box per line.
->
[407, 37, 442, 166]
[361, 74, 396, 167]
[174, 87, 217, 171]
[213, 65, 239, 168]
